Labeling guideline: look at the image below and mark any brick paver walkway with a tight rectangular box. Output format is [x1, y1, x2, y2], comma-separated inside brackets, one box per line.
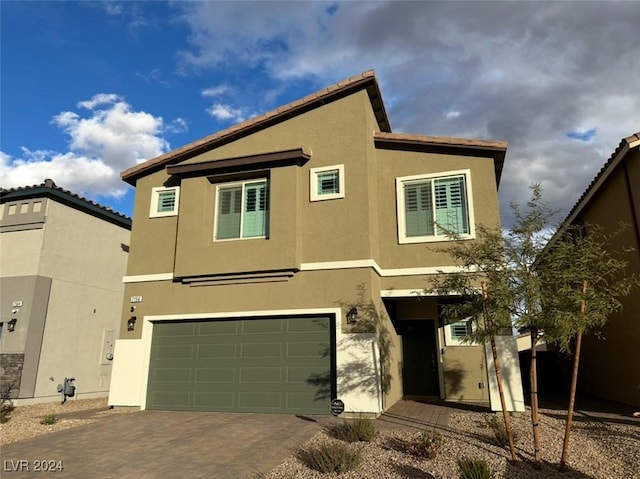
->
[376, 399, 456, 431]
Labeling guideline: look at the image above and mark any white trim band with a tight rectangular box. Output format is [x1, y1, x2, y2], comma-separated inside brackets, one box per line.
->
[123, 273, 174, 283]
[300, 259, 467, 277]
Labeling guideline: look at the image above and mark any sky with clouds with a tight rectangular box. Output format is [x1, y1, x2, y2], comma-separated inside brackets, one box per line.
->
[1, 1, 638, 226]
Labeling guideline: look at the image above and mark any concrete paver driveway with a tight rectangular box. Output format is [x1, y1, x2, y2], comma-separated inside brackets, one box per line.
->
[1, 410, 334, 479]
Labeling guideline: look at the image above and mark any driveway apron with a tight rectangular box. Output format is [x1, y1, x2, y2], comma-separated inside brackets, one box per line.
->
[1, 410, 331, 479]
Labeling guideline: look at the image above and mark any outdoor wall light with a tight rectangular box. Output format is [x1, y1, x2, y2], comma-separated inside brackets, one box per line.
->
[127, 316, 137, 332]
[346, 307, 358, 324]
[7, 318, 17, 332]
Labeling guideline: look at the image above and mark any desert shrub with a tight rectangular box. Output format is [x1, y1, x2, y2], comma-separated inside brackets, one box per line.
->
[0, 381, 16, 424]
[299, 440, 362, 473]
[458, 457, 494, 479]
[40, 414, 58, 425]
[404, 429, 444, 459]
[484, 415, 517, 447]
[332, 415, 378, 442]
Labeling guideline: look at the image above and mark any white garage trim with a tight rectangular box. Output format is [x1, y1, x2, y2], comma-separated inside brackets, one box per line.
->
[120, 308, 382, 414]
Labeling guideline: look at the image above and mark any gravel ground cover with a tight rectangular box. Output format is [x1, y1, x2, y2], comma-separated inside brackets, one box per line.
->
[0, 397, 136, 445]
[2, 399, 638, 478]
[268, 407, 640, 479]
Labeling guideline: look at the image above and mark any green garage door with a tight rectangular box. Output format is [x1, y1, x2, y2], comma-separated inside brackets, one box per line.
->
[146, 316, 332, 414]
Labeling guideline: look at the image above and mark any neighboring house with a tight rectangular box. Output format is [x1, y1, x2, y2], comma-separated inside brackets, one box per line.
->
[547, 132, 640, 407]
[0, 179, 131, 405]
[108, 70, 524, 415]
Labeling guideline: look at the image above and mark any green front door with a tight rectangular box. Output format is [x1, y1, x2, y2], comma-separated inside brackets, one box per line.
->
[146, 316, 332, 414]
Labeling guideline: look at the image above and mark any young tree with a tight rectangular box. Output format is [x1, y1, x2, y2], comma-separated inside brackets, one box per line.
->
[426, 185, 556, 463]
[537, 225, 639, 471]
[426, 224, 518, 461]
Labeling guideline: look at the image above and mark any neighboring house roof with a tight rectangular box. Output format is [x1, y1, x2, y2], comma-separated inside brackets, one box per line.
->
[121, 69, 508, 186]
[0, 179, 132, 229]
[374, 132, 508, 186]
[121, 70, 391, 185]
[558, 131, 640, 233]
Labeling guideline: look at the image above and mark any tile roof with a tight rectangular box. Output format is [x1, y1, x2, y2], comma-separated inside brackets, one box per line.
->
[374, 131, 508, 150]
[560, 131, 640, 228]
[1, 178, 132, 228]
[121, 70, 390, 184]
[374, 132, 508, 186]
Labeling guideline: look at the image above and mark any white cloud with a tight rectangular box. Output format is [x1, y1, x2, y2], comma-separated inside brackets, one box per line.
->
[174, 1, 640, 226]
[202, 85, 229, 98]
[1, 95, 170, 198]
[206, 103, 245, 123]
[165, 118, 188, 134]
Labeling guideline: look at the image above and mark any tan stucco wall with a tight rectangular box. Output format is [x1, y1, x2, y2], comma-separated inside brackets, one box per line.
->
[375, 149, 500, 269]
[573, 149, 640, 406]
[0, 228, 44, 276]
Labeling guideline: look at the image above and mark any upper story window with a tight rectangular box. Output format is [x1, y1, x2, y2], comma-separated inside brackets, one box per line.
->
[310, 164, 345, 201]
[215, 179, 269, 240]
[396, 170, 474, 244]
[149, 187, 180, 218]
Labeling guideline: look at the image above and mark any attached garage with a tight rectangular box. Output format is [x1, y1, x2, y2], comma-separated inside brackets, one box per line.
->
[146, 316, 334, 414]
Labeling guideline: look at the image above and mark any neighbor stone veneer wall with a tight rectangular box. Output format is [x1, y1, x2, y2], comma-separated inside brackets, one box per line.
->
[0, 353, 25, 398]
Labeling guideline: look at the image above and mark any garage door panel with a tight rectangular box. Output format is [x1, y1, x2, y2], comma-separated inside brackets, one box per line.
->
[241, 342, 283, 358]
[287, 318, 329, 332]
[198, 321, 239, 335]
[287, 341, 328, 358]
[239, 392, 283, 409]
[196, 343, 237, 359]
[241, 319, 284, 334]
[154, 322, 198, 337]
[194, 392, 235, 408]
[147, 316, 332, 414]
[195, 367, 236, 383]
[240, 367, 282, 383]
[150, 367, 194, 382]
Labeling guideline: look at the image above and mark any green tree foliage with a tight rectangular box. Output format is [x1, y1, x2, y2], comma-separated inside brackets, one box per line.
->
[427, 184, 556, 463]
[538, 224, 639, 470]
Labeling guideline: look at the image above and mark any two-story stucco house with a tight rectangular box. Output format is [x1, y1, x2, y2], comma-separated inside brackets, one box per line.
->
[0, 180, 131, 404]
[108, 71, 524, 415]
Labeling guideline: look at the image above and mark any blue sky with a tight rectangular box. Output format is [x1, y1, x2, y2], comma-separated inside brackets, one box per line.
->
[2, 1, 639, 226]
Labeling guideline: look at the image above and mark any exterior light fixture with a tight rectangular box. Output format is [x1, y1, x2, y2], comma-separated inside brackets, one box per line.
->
[347, 307, 358, 324]
[127, 316, 137, 332]
[7, 318, 17, 332]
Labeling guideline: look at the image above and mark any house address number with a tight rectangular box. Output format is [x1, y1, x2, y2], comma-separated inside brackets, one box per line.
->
[130, 296, 143, 303]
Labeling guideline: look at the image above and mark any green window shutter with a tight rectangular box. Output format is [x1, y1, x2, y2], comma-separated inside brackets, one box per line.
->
[451, 320, 471, 340]
[317, 170, 339, 195]
[157, 191, 176, 213]
[434, 176, 468, 236]
[242, 181, 268, 238]
[217, 186, 242, 239]
[404, 181, 434, 237]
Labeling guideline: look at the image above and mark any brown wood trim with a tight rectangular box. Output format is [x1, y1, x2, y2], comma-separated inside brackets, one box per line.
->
[166, 148, 312, 177]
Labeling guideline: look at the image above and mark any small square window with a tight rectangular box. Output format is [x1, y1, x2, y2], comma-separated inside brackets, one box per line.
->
[310, 164, 345, 201]
[149, 187, 180, 218]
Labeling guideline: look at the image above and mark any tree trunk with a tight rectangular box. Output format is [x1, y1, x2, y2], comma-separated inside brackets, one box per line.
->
[560, 280, 588, 471]
[529, 331, 542, 462]
[491, 337, 518, 461]
[481, 282, 517, 461]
